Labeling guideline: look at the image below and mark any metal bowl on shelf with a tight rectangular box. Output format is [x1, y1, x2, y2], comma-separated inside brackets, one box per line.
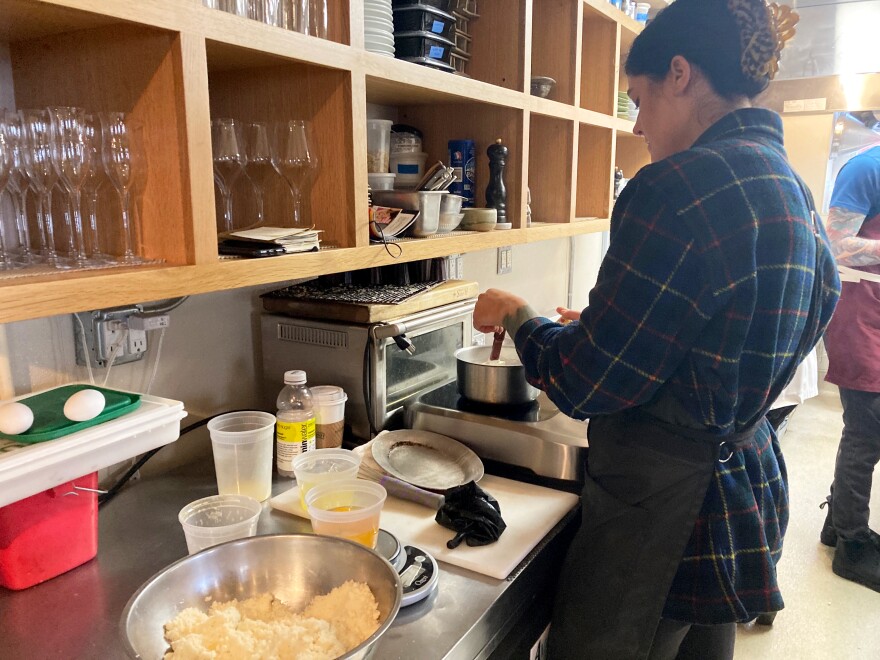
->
[530, 76, 556, 99]
[121, 534, 403, 659]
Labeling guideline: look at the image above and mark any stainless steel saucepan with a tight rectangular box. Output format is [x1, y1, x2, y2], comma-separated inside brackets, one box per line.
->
[455, 345, 540, 405]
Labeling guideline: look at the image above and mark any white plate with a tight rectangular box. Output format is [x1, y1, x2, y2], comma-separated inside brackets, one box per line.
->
[364, 7, 393, 18]
[371, 429, 484, 491]
[364, 17, 393, 30]
[365, 34, 395, 46]
[365, 40, 395, 51]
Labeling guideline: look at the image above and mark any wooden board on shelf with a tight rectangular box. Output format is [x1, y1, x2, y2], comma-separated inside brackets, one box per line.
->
[261, 279, 479, 323]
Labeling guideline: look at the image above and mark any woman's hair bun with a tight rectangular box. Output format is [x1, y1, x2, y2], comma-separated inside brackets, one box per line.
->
[729, 0, 799, 83]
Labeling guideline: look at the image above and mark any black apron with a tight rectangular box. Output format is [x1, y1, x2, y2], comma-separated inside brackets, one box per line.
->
[546, 410, 759, 660]
[546, 176, 829, 660]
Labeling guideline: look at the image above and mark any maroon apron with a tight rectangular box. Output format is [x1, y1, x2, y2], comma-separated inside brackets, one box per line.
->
[824, 210, 880, 393]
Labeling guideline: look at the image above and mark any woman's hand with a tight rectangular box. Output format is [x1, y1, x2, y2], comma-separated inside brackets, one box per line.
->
[555, 307, 581, 324]
[473, 289, 529, 334]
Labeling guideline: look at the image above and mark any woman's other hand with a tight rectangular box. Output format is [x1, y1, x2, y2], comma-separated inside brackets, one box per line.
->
[474, 288, 528, 334]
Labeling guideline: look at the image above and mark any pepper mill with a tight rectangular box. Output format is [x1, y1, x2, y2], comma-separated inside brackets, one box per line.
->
[486, 138, 508, 223]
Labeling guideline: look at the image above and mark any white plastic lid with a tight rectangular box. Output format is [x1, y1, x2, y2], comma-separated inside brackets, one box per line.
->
[284, 370, 307, 385]
[310, 385, 348, 404]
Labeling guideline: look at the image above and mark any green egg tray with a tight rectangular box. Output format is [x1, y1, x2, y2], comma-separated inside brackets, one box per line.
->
[0, 384, 142, 444]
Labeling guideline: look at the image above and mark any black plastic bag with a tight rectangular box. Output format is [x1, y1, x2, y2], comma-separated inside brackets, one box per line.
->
[435, 481, 507, 549]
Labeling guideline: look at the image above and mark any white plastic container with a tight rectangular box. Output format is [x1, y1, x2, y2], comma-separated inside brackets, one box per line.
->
[178, 494, 261, 555]
[0, 387, 186, 509]
[635, 2, 650, 22]
[389, 151, 428, 186]
[368, 172, 397, 191]
[310, 385, 348, 449]
[367, 119, 393, 173]
[208, 411, 275, 501]
[292, 447, 361, 510]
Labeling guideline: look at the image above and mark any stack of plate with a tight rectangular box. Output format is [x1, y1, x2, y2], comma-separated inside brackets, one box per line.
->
[365, 0, 395, 57]
[617, 91, 637, 120]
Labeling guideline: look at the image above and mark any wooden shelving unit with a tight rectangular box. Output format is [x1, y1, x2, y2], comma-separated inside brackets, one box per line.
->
[0, 0, 647, 323]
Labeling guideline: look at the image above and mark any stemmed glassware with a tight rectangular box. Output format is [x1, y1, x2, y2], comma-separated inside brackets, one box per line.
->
[211, 118, 245, 233]
[21, 109, 67, 268]
[49, 106, 91, 268]
[101, 112, 146, 265]
[3, 111, 36, 266]
[243, 122, 275, 227]
[271, 119, 317, 228]
[82, 114, 113, 263]
[0, 119, 15, 270]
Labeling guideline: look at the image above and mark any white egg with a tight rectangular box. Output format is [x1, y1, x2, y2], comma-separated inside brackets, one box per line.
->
[0, 402, 35, 435]
[63, 389, 106, 422]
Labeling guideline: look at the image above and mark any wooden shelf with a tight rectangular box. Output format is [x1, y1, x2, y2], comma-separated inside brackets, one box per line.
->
[0, 0, 646, 323]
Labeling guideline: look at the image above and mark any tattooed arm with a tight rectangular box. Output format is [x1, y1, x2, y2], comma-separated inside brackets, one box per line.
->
[825, 206, 880, 267]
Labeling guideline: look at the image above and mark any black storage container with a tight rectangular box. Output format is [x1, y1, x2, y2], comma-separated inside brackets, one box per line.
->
[394, 31, 455, 66]
[392, 0, 453, 12]
[399, 56, 455, 73]
[393, 4, 456, 41]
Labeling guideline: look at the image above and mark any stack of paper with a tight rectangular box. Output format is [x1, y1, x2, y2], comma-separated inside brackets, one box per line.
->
[225, 227, 322, 253]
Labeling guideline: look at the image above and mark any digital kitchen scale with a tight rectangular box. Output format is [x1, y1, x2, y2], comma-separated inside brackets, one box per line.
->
[376, 529, 439, 607]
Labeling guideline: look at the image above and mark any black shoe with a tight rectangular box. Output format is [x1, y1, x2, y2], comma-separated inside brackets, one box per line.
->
[820, 496, 837, 547]
[832, 537, 880, 593]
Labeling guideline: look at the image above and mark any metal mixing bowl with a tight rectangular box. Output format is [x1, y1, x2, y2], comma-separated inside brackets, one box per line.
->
[121, 534, 403, 659]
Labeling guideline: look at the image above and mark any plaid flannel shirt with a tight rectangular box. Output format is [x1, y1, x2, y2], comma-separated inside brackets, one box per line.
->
[514, 109, 840, 624]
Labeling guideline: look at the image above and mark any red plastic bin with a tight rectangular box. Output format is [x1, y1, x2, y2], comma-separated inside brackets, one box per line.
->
[0, 472, 99, 590]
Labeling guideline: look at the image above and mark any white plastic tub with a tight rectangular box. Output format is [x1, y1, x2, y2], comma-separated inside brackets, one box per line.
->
[0, 387, 186, 508]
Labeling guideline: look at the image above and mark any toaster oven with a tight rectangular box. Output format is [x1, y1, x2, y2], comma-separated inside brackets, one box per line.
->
[260, 299, 476, 441]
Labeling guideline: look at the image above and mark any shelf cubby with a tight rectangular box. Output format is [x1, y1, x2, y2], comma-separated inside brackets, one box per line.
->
[528, 114, 575, 224]
[530, 0, 580, 106]
[207, 46, 357, 250]
[579, 10, 618, 115]
[10, 22, 193, 266]
[615, 131, 650, 180]
[576, 123, 613, 218]
[463, 0, 527, 93]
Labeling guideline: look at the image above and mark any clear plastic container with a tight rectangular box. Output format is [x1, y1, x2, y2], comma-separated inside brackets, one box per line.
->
[208, 411, 275, 501]
[292, 447, 361, 510]
[368, 172, 397, 191]
[305, 479, 387, 548]
[389, 151, 428, 187]
[367, 119, 393, 173]
[635, 2, 650, 22]
[178, 494, 262, 555]
[390, 125, 423, 154]
[276, 370, 316, 478]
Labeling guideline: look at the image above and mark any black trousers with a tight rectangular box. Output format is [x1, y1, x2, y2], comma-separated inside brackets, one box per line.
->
[831, 388, 880, 540]
[647, 619, 736, 660]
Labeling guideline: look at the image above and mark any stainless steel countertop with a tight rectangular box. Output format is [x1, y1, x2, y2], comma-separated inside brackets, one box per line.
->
[0, 460, 577, 660]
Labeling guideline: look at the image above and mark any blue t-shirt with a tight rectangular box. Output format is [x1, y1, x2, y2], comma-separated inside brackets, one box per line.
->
[830, 145, 880, 219]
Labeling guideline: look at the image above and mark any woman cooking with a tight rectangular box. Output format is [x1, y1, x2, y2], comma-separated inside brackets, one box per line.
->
[473, 1, 840, 658]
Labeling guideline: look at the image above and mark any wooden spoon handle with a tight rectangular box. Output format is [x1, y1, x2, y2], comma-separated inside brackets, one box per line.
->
[490, 329, 505, 361]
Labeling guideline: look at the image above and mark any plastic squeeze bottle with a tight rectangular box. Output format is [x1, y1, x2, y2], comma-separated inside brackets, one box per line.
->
[276, 370, 316, 477]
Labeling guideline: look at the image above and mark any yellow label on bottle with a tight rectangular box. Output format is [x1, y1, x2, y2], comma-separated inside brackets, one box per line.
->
[276, 418, 316, 471]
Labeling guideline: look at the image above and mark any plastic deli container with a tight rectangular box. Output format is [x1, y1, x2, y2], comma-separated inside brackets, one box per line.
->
[391, 124, 423, 154]
[392, 0, 453, 12]
[0, 472, 98, 590]
[0, 387, 186, 509]
[306, 479, 387, 549]
[390, 151, 428, 187]
[178, 494, 262, 555]
[368, 172, 397, 191]
[635, 2, 650, 22]
[367, 119, 393, 173]
[394, 31, 454, 66]
[292, 448, 362, 509]
[392, 4, 456, 41]
[207, 411, 275, 502]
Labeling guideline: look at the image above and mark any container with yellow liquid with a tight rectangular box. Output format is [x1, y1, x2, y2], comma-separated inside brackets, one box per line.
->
[305, 479, 387, 549]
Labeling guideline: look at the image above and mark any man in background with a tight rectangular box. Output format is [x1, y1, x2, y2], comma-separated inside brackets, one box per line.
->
[822, 110, 880, 593]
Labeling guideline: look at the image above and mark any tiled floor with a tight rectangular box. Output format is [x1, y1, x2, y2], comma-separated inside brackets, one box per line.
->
[735, 382, 880, 658]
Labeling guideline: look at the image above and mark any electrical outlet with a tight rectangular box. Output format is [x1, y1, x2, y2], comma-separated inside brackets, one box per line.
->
[128, 327, 148, 355]
[74, 308, 148, 368]
[496, 246, 512, 275]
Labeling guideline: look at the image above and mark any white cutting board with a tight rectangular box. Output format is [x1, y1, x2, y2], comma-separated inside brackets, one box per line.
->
[270, 475, 578, 580]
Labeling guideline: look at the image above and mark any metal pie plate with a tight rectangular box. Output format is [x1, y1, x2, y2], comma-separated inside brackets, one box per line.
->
[371, 429, 484, 491]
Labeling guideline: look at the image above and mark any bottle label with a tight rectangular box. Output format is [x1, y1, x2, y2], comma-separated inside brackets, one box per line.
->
[276, 418, 316, 470]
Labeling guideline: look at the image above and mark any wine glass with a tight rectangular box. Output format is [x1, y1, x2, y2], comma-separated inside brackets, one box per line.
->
[49, 106, 91, 268]
[211, 118, 245, 233]
[0, 116, 16, 270]
[82, 114, 113, 263]
[21, 109, 68, 268]
[271, 119, 317, 228]
[244, 122, 276, 227]
[101, 112, 146, 265]
[2, 110, 37, 266]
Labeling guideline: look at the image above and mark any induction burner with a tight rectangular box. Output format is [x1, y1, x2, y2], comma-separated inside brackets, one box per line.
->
[405, 382, 588, 485]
